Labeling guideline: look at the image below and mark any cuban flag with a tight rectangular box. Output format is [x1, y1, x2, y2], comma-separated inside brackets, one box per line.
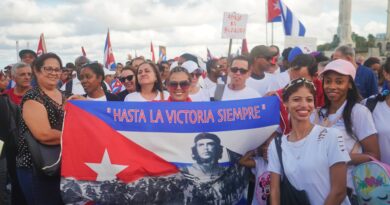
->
[104, 30, 116, 71]
[61, 97, 280, 204]
[110, 78, 122, 94]
[278, 0, 306, 36]
[36, 33, 47, 56]
[267, 0, 282, 22]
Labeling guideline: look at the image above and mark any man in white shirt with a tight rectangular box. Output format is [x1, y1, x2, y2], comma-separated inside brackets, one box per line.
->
[246, 45, 274, 96]
[221, 56, 261, 101]
[61, 56, 89, 95]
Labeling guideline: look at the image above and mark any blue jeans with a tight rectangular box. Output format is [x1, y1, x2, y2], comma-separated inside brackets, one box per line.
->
[16, 167, 63, 205]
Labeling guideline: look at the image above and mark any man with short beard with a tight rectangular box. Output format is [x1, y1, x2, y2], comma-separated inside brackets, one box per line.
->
[61, 56, 89, 96]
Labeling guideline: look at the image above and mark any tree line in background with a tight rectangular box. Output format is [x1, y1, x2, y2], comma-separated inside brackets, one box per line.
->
[317, 33, 376, 53]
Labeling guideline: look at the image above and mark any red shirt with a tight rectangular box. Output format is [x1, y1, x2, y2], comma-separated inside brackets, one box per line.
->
[276, 78, 325, 134]
[166, 96, 192, 102]
[3, 88, 23, 105]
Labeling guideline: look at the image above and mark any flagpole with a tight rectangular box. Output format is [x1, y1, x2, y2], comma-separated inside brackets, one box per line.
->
[271, 22, 274, 45]
[265, 0, 269, 45]
[227, 39, 233, 59]
[16, 40, 19, 62]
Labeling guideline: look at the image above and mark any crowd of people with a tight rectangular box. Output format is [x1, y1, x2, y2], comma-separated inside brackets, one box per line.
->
[0, 43, 389, 205]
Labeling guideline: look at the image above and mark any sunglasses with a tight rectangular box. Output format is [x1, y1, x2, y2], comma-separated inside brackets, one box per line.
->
[119, 75, 134, 83]
[167, 80, 191, 90]
[230, 67, 249, 74]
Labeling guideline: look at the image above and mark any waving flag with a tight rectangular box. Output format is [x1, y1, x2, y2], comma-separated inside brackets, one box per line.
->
[158, 46, 167, 62]
[110, 79, 123, 94]
[36, 33, 47, 56]
[104, 30, 116, 70]
[241, 38, 249, 55]
[81, 46, 87, 57]
[279, 0, 306, 36]
[207, 48, 215, 61]
[61, 97, 280, 204]
[267, 0, 281, 22]
[150, 42, 155, 63]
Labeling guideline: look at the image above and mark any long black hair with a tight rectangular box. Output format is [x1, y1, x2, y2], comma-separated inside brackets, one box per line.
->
[320, 74, 362, 137]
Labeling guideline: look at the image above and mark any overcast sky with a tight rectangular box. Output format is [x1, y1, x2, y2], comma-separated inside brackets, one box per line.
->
[0, 0, 387, 67]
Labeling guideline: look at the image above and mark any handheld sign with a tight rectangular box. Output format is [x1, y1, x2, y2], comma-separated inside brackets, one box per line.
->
[221, 12, 248, 39]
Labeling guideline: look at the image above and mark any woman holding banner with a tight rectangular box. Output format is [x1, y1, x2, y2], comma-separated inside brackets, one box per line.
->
[124, 62, 168, 101]
[267, 78, 350, 205]
[68, 62, 120, 101]
[165, 66, 192, 102]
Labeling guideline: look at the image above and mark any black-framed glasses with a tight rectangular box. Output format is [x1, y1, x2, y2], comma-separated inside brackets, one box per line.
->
[230, 67, 249, 74]
[167, 80, 191, 90]
[119, 75, 134, 83]
[42, 66, 61, 74]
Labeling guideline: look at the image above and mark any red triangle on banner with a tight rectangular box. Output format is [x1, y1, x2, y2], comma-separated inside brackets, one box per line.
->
[61, 103, 179, 183]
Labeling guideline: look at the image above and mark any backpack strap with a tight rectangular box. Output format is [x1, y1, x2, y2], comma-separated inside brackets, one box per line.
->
[365, 95, 379, 112]
[274, 133, 285, 178]
[213, 84, 226, 101]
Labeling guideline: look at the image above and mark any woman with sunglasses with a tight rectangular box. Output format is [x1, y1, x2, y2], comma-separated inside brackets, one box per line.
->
[17, 53, 65, 204]
[268, 78, 350, 205]
[124, 62, 168, 102]
[182, 61, 210, 102]
[116, 65, 136, 101]
[165, 66, 192, 102]
[68, 62, 120, 101]
[313, 59, 380, 204]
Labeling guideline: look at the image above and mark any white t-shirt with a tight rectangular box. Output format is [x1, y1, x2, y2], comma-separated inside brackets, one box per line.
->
[268, 125, 351, 205]
[311, 101, 377, 189]
[245, 72, 273, 96]
[221, 85, 261, 101]
[367, 100, 390, 165]
[190, 87, 210, 102]
[124, 91, 169, 102]
[267, 71, 290, 92]
[86, 95, 107, 101]
[60, 77, 86, 95]
[252, 157, 269, 205]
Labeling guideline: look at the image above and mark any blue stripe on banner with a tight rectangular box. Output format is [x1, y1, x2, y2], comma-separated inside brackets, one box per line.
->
[69, 96, 280, 133]
[285, 7, 293, 36]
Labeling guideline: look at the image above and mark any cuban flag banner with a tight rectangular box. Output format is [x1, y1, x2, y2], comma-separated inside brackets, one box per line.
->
[61, 97, 280, 204]
[279, 0, 306, 36]
[267, 0, 281, 22]
[104, 30, 116, 70]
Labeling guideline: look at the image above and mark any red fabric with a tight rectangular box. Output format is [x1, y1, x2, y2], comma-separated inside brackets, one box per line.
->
[150, 42, 155, 63]
[267, 0, 281, 22]
[3, 88, 23, 105]
[61, 103, 179, 182]
[277, 78, 325, 134]
[36, 33, 47, 56]
[166, 96, 192, 102]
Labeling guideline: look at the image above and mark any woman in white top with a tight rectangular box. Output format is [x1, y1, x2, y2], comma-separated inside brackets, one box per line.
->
[363, 60, 390, 165]
[68, 62, 120, 101]
[313, 59, 380, 204]
[124, 62, 168, 102]
[268, 77, 350, 205]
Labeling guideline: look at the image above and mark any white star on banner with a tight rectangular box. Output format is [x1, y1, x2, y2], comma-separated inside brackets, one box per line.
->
[85, 149, 128, 181]
[273, 1, 280, 10]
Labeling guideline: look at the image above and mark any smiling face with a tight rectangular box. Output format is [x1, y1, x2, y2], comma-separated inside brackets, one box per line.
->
[284, 86, 315, 122]
[80, 67, 102, 95]
[323, 71, 351, 105]
[167, 71, 191, 101]
[120, 69, 135, 92]
[35, 58, 61, 87]
[137, 63, 157, 87]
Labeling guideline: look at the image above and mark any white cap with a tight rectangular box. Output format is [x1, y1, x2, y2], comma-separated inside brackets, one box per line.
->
[170, 61, 179, 70]
[181, 60, 200, 73]
[103, 68, 116, 75]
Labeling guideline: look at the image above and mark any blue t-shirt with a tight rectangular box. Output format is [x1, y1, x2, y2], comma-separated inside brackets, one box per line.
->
[355, 65, 378, 98]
